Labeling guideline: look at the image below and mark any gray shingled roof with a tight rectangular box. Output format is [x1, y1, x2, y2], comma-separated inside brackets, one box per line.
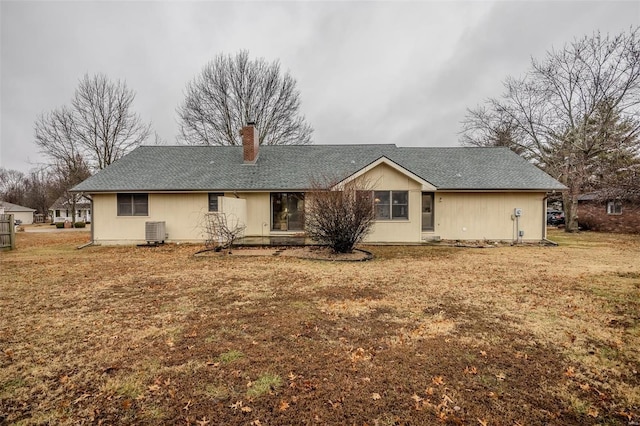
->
[0, 200, 36, 212]
[72, 145, 566, 192]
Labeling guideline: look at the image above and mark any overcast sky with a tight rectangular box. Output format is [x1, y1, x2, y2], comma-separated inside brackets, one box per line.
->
[1, 1, 638, 173]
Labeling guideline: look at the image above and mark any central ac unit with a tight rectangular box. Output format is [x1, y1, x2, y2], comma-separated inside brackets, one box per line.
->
[145, 221, 166, 244]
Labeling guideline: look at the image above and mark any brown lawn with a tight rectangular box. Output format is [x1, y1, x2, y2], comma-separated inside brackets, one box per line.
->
[1, 230, 639, 425]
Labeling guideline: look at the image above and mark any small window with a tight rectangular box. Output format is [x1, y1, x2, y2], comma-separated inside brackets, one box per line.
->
[209, 193, 223, 212]
[117, 193, 148, 216]
[373, 191, 408, 220]
[607, 201, 622, 215]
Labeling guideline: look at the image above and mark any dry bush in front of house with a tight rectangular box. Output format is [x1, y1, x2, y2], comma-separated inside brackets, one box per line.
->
[202, 212, 246, 251]
[305, 179, 375, 253]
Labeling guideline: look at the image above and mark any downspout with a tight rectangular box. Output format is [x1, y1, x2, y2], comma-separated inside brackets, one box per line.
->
[90, 196, 94, 244]
[542, 194, 548, 240]
[77, 195, 95, 249]
[542, 193, 558, 246]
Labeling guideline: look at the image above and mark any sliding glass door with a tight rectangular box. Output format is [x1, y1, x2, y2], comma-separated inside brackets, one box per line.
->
[271, 193, 305, 231]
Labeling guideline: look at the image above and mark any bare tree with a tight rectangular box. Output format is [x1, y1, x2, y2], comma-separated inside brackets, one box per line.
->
[178, 50, 313, 146]
[305, 178, 375, 253]
[24, 168, 59, 219]
[34, 107, 91, 223]
[35, 74, 150, 173]
[34, 74, 149, 221]
[0, 168, 27, 205]
[461, 28, 640, 232]
[72, 73, 151, 170]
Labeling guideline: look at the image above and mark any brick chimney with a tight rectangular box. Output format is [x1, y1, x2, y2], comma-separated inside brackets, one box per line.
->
[241, 121, 259, 164]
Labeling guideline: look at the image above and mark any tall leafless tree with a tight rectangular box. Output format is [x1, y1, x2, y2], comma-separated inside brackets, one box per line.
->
[178, 50, 313, 146]
[461, 28, 640, 232]
[72, 74, 151, 170]
[34, 74, 149, 221]
[34, 106, 91, 223]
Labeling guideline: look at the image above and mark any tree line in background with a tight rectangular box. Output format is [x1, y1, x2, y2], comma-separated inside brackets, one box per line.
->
[2, 51, 311, 220]
[5, 32, 639, 235]
[461, 27, 640, 232]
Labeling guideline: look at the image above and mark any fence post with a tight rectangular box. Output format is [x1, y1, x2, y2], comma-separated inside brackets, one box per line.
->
[10, 214, 15, 249]
[0, 214, 15, 250]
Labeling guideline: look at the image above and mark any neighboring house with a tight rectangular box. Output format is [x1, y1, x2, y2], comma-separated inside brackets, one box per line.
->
[578, 193, 640, 234]
[0, 201, 35, 224]
[72, 123, 566, 245]
[49, 196, 92, 223]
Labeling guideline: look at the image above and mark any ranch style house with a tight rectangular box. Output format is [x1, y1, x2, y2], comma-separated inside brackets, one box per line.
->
[72, 123, 566, 245]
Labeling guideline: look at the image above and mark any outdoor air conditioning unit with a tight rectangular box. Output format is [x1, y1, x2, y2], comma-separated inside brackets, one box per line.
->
[145, 221, 166, 244]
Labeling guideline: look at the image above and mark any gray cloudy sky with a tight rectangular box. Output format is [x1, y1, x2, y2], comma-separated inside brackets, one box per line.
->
[1, 1, 638, 173]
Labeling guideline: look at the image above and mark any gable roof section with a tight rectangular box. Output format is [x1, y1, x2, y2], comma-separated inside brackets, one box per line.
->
[72, 144, 566, 192]
[336, 156, 437, 191]
[0, 201, 36, 212]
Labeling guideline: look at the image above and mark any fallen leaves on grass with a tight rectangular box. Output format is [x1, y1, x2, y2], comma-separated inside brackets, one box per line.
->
[279, 400, 290, 411]
[371, 393, 381, 400]
[464, 366, 478, 375]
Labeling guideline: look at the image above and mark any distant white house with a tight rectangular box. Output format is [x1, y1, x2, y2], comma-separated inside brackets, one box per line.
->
[49, 196, 91, 223]
[0, 201, 36, 224]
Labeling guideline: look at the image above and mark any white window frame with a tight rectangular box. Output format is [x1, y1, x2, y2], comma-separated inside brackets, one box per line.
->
[607, 201, 622, 215]
[373, 190, 409, 221]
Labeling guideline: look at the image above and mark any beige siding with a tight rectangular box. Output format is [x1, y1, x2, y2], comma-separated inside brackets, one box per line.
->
[218, 196, 247, 231]
[359, 163, 423, 243]
[434, 192, 546, 241]
[237, 192, 271, 236]
[91, 171, 547, 244]
[92, 193, 210, 244]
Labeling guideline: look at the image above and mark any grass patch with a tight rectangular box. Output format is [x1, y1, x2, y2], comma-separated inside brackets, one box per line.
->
[217, 349, 244, 363]
[246, 373, 282, 398]
[0, 378, 26, 397]
[204, 383, 230, 400]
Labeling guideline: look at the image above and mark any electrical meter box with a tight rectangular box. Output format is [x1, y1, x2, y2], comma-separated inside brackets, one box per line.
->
[514, 208, 522, 217]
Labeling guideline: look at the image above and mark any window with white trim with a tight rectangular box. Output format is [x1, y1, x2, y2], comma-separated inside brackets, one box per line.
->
[373, 191, 408, 220]
[607, 201, 622, 215]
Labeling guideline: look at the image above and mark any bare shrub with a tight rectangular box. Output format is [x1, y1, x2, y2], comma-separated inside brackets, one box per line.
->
[305, 179, 375, 253]
[202, 212, 246, 251]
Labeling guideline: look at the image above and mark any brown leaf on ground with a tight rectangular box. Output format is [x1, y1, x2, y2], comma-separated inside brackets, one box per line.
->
[432, 376, 445, 385]
[279, 400, 290, 411]
[371, 393, 381, 400]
